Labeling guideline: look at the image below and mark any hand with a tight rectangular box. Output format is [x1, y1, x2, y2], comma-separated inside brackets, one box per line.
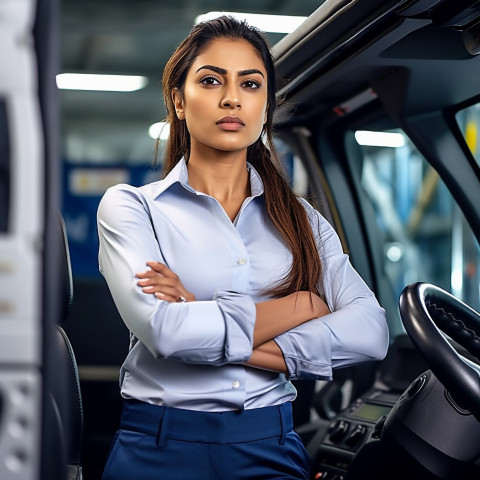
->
[136, 261, 196, 303]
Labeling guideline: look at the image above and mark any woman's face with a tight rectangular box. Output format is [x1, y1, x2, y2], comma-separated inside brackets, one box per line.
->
[174, 38, 268, 156]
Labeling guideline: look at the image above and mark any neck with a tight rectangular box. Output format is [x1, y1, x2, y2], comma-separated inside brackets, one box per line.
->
[187, 145, 250, 203]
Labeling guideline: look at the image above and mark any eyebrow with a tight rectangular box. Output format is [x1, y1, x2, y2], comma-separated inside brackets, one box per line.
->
[196, 65, 265, 78]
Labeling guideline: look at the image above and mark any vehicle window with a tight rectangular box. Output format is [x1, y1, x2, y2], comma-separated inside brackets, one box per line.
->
[456, 102, 480, 168]
[355, 129, 480, 312]
[275, 137, 335, 228]
[275, 138, 309, 197]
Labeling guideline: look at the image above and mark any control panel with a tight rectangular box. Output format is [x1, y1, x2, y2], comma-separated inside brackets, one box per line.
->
[309, 391, 400, 480]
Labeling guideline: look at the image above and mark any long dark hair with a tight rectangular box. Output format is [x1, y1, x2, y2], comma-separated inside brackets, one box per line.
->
[160, 15, 322, 297]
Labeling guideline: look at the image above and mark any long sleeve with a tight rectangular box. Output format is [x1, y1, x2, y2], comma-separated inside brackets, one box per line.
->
[97, 184, 256, 365]
[274, 200, 389, 380]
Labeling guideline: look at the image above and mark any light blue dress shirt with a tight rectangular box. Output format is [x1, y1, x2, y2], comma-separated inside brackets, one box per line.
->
[97, 159, 389, 411]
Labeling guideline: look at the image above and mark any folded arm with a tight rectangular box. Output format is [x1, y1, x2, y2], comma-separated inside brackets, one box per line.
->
[273, 200, 389, 381]
[139, 260, 330, 373]
[98, 185, 327, 369]
[98, 185, 256, 365]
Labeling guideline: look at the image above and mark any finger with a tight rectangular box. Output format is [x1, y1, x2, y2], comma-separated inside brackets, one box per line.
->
[142, 286, 171, 295]
[154, 292, 180, 303]
[140, 285, 156, 293]
[135, 270, 163, 279]
[137, 275, 184, 290]
[145, 261, 167, 273]
[137, 276, 164, 286]
[140, 283, 177, 293]
[146, 261, 178, 279]
[153, 288, 188, 303]
[140, 283, 184, 298]
[150, 284, 184, 297]
[152, 290, 195, 303]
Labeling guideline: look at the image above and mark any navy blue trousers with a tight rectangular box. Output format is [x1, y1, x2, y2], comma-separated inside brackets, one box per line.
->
[102, 399, 310, 480]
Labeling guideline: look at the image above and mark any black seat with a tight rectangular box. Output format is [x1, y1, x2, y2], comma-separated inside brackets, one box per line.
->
[48, 214, 84, 480]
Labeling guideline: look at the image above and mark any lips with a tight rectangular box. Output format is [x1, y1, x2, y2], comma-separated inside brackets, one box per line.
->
[216, 116, 245, 127]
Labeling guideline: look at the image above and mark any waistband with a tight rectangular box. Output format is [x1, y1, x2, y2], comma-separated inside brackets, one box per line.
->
[120, 399, 293, 446]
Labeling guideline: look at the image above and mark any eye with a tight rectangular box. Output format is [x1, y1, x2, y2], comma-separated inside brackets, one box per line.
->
[242, 80, 261, 89]
[200, 75, 221, 86]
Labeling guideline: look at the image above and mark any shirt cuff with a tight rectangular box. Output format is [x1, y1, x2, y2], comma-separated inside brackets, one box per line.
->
[274, 324, 333, 381]
[214, 290, 256, 363]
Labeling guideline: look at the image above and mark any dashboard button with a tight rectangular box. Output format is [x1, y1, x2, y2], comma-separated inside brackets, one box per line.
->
[328, 420, 350, 443]
[344, 424, 367, 447]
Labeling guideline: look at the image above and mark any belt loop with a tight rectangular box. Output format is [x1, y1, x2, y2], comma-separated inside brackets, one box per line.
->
[278, 404, 287, 445]
[156, 407, 170, 448]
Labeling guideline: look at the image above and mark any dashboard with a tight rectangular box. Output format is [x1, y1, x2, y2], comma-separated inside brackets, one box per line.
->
[308, 389, 401, 479]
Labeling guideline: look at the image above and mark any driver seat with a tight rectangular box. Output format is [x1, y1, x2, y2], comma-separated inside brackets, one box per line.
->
[48, 214, 84, 480]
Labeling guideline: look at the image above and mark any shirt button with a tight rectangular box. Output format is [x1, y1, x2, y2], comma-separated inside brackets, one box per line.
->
[237, 258, 247, 265]
[232, 380, 240, 389]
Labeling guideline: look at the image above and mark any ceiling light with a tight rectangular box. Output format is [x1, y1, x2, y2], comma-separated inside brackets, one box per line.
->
[194, 12, 307, 34]
[56, 73, 148, 92]
[386, 244, 403, 262]
[355, 131, 406, 148]
[149, 122, 170, 140]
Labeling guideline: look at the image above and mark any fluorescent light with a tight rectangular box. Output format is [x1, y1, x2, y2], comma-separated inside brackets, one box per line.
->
[56, 73, 148, 92]
[451, 269, 463, 294]
[355, 131, 406, 148]
[149, 122, 170, 140]
[194, 12, 307, 34]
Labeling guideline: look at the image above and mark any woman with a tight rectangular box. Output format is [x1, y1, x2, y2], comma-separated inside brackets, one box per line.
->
[97, 15, 389, 480]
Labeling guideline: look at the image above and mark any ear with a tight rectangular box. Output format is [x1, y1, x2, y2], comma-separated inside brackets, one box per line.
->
[172, 88, 185, 120]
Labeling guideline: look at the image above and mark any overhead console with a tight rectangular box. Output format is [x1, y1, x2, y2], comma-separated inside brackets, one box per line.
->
[272, 0, 480, 128]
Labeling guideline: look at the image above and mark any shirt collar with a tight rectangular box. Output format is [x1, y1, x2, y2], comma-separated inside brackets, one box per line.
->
[153, 158, 265, 199]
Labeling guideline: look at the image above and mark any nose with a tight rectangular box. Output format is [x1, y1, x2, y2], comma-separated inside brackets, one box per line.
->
[221, 84, 241, 109]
